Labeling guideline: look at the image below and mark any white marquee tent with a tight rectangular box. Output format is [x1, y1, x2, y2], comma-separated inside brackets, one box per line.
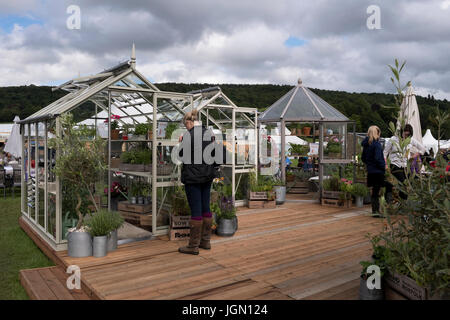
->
[422, 129, 439, 155]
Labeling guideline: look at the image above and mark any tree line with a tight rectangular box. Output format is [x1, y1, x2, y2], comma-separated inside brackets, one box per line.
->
[0, 83, 448, 138]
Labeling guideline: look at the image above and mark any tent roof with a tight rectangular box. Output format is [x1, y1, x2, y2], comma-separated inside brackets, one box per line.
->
[259, 78, 350, 123]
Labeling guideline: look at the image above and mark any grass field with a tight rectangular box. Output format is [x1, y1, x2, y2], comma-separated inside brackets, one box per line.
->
[0, 196, 54, 300]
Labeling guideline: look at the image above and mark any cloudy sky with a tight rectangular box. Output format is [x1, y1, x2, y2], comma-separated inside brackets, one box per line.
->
[1, 0, 450, 99]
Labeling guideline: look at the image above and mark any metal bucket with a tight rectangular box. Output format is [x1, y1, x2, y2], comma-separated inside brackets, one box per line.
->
[216, 218, 235, 237]
[93, 236, 108, 258]
[274, 185, 286, 205]
[107, 229, 118, 252]
[355, 196, 364, 208]
[67, 231, 92, 258]
[359, 276, 384, 300]
[233, 216, 238, 231]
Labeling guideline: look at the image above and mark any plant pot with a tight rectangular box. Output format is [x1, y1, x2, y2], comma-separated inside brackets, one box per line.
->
[93, 235, 108, 258]
[274, 185, 286, 205]
[359, 275, 384, 300]
[122, 135, 128, 140]
[144, 196, 150, 205]
[138, 196, 144, 205]
[67, 230, 93, 258]
[302, 127, 312, 136]
[355, 196, 364, 208]
[286, 175, 295, 182]
[233, 216, 238, 231]
[216, 218, 236, 237]
[107, 229, 118, 252]
[148, 131, 153, 140]
[130, 196, 137, 204]
[111, 129, 120, 140]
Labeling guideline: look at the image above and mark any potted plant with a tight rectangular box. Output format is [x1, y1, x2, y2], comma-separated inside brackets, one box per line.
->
[302, 123, 312, 136]
[134, 123, 149, 140]
[119, 148, 152, 172]
[106, 181, 128, 211]
[351, 183, 369, 208]
[165, 122, 179, 140]
[289, 143, 309, 156]
[286, 171, 295, 182]
[325, 137, 342, 158]
[141, 182, 151, 205]
[121, 123, 134, 140]
[359, 236, 386, 300]
[272, 178, 286, 205]
[106, 210, 124, 252]
[49, 114, 106, 257]
[216, 197, 237, 237]
[110, 118, 120, 140]
[85, 209, 114, 258]
[128, 181, 140, 204]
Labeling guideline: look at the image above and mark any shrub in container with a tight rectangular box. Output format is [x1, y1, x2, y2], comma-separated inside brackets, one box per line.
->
[86, 210, 114, 258]
[273, 179, 286, 205]
[106, 210, 124, 252]
[216, 197, 237, 237]
[351, 183, 369, 207]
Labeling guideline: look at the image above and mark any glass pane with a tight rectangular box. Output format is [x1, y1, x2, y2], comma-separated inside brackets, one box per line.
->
[47, 120, 56, 238]
[37, 122, 45, 228]
[29, 124, 36, 220]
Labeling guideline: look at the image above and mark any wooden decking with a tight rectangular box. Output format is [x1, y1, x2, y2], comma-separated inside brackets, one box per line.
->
[20, 200, 383, 300]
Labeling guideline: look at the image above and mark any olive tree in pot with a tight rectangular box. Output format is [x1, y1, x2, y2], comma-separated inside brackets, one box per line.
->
[50, 114, 106, 258]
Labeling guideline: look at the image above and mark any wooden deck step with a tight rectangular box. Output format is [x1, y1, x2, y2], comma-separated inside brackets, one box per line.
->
[20, 266, 91, 300]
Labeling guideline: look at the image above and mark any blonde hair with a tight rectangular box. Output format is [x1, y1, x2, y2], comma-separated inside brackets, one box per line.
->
[183, 109, 199, 125]
[367, 125, 381, 145]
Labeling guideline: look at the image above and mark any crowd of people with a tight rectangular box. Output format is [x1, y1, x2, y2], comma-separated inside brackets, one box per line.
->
[361, 124, 449, 216]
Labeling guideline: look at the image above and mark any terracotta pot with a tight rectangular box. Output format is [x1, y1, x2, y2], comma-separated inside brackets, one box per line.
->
[302, 127, 312, 136]
[148, 130, 153, 140]
[111, 129, 120, 140]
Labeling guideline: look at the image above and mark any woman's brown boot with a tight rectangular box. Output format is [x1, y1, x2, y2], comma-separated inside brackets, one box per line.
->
[178, 219, 202, 255]
[199, 217, 212, 250]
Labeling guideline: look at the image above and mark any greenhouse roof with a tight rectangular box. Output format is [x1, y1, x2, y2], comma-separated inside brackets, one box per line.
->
[259, 78, 350, 123]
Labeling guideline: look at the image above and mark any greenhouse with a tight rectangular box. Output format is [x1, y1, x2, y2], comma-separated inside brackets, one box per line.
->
[259, 78, 357, 199]
[17, 47, 257, 251]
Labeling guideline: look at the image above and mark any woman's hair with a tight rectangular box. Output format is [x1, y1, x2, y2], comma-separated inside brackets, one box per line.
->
[367, 125, 381, 145]
[183, 109, 199, 125]
[401, 124, 414, 137]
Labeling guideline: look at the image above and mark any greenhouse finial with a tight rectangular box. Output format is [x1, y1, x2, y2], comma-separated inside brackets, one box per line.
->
[131, 43, 136, 69]
[298, 78, 302, 85]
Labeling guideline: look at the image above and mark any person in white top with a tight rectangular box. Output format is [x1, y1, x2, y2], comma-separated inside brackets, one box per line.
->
[383, 124, 426, 202]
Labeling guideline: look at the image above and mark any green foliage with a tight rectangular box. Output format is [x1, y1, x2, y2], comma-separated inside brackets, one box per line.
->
[366, 59, 450, 298]
[134, 123, 151, 136]
[248, 172, 274, 192]
[120, 149, 151, 164]
[360, 235, 388, 278]
[292, 170, 312, 182]
[171, 186, 190, 216]
[351, 183, 369, 197]
[289, 143, 309, 155]
[325, 140, 341, 154]
[323, 176, 341, 191]
[86, 209, 121, 237]
[49, 113, 106, 229]
[165, 123, 179, 139]
[110, 120, 119, 130]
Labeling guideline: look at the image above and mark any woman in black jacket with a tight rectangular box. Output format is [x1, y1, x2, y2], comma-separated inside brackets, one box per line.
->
[178, 109, 217, 255]
[361, 125, 386, 216]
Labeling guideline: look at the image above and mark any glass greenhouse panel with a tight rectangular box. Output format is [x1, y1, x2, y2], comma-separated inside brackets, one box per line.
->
[37, 122, 45, 228]
[47, 120, 57, 238]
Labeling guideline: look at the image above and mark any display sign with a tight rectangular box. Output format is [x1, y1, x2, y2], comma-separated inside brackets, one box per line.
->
[309, 143, 319, 155]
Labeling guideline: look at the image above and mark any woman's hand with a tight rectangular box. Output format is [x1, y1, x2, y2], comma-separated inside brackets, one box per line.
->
[178, 135, 183, 142]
